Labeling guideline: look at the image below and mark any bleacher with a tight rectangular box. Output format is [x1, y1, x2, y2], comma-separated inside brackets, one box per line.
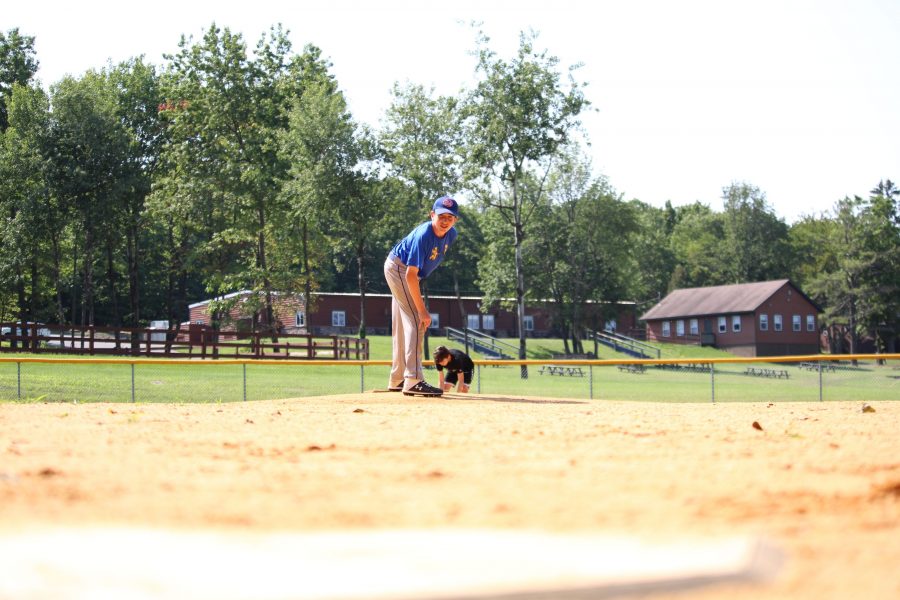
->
[585, 329, 661, 359]
[445, 327, 516, 360]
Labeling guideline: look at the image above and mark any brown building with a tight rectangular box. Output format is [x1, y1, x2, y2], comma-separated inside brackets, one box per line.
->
[639, 279, 822, 357]
[187, 291, 637, 339]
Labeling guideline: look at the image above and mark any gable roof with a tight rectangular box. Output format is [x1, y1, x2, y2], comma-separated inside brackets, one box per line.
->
[639, 279, 816, 321]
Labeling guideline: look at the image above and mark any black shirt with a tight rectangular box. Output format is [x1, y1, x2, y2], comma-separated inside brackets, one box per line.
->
[436, 349, 474, 374]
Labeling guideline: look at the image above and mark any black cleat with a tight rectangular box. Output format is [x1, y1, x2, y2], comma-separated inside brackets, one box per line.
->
[402, 381, 443, 397]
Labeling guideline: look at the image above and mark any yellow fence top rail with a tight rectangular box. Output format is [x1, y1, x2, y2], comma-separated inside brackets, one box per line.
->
[0, 354, 897, 367]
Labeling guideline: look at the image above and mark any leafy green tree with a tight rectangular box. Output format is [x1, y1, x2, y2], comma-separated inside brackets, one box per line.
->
[804, 193, 898, 355]
[0, 28, 39, 132]
[668, 203, 727, 289]
[47, 72, 132, 326]
[0, 83, 54, 342]
[464, 29, 589, 366]
[525, 148, 638, 353]
[280, 70, 386, 337]
[627, 200, 676, 307]
[381, 83, 464, 211]
[720, 182, 791, 283]
[857, 184, 899, 353]
[155, 24, 296, 334]
[787, 215, 839, 290]
[107, 57, 165, 327]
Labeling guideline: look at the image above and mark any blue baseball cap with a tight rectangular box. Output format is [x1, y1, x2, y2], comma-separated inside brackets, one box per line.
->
[433, 195, 459, 217]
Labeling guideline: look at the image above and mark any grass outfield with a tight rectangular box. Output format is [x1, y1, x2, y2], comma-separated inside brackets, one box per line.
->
[1, 335, 897, 403]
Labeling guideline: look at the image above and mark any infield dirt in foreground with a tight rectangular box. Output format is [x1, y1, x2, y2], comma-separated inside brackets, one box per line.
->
[0, 394, 897, 600]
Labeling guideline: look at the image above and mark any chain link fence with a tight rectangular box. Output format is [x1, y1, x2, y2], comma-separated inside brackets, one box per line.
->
[0, 356, 897, 403]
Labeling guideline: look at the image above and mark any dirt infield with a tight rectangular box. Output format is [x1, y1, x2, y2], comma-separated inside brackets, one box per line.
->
[1, 393, 899, 599]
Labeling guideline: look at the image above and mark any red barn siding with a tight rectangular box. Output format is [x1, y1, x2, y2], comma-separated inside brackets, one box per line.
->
[187, 291, 636, 339]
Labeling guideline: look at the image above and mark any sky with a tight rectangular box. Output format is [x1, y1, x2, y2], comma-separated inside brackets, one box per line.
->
[6, 0, 900, 224]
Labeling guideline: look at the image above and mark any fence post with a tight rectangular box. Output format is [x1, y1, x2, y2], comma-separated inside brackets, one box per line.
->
[477, 364, 481, 393]
[17, 361, 21, 401]
[818, 362, 823, 402]
[360, 364, 364, 393]
[243, 363, 247, 402]
[589, 365, 593, 399]
[710, 363, 715, 403]
[131, 363, 135, 403]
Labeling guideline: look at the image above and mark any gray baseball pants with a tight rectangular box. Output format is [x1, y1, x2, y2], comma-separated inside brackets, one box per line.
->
[384, 254, 425, 386]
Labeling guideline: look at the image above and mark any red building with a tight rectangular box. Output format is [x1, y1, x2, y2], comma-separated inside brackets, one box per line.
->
[187, 291, 637, 339]
[639, 279, 822, 357]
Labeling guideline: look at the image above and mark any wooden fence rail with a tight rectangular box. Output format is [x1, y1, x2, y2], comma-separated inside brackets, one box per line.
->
[0, 322, 368, 360]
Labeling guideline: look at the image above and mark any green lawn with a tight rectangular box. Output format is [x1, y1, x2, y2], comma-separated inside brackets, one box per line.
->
[368, 334, 732, 361]
[1, 336, 896, 404]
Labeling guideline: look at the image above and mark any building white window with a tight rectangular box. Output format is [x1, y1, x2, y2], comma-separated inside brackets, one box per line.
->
[662, 321, 671, 337]
[806, 314, 816, 332]
[718, 316, 727, 333]
[759, 314, 768, 331]
[689, 319, 699, 336]
[482, 314, 495, 330]
[429, 313, 439, 329]
[467, 314, 480, 329]
[792, 315, 801, 332]
[524, 315, 534, 331]
[331, 310, 346, 327]
[295, 311, 305, 328]
[732, 315, 741, 333]
[676, 320, 685, 336]
[774, 314, 783, 332]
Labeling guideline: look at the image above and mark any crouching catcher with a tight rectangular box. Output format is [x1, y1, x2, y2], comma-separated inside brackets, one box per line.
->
[433, 345, 474, 393]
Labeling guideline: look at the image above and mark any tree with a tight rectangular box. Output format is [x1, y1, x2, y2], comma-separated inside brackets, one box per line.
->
[107, 57, 165, 327]
[280, 68, 385, 337]
[627, 201, 676, 307]
[787, 215, 839, 290]
[47, 72, 132, 326]
[464, 29, 589, 370]
[0, 28, 39, 131]
[525, 148, 638, 353]
[870, 179, 899, 203]
[155, 24, 297, 334]
[668, 203, 727, 289]
[720, 182, 791, 283]
[0, 83, 54, 344]
[803, 192, 899, 356]
[857, 184, 900, 353]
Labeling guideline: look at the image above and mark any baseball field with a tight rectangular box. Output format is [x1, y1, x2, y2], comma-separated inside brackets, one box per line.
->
[1, 390, 898, 599]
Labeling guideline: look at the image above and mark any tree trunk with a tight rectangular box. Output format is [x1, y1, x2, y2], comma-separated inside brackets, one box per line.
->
[453, 275, 469, 353]
[15, 263, 26, 350]
[514, 222, 528, 378]
[50, 230, 65, 324]
[257, 207, 276, 341]
[82, 228, 95, 326]
[106, 240, 120, 326]
[302, 220, 312, 332]
[125, 222, 141, 351]
[70, 237, 79, 327]
[127, 214, 140, 327]
[356, 242, 367, 339]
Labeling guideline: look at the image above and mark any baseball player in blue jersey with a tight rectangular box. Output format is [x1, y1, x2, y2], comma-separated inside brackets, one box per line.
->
[384, 196, 459, 396]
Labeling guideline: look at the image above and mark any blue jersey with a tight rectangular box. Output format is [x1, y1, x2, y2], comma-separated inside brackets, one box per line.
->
[390, 221, 457, 280]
